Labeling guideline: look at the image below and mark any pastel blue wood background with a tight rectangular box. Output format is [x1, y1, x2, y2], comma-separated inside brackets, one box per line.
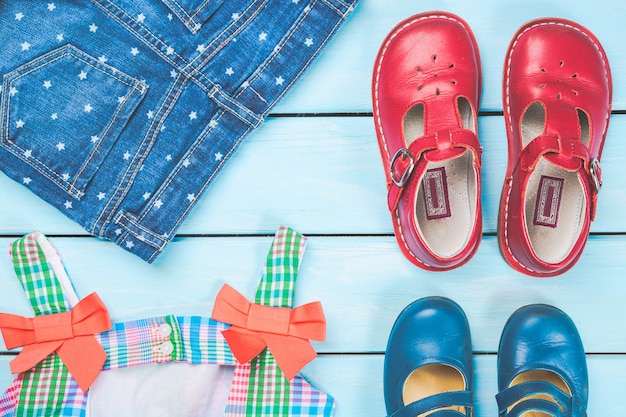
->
[1, 0, 626, 415]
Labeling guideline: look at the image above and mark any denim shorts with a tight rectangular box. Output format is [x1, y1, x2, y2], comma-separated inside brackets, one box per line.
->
[0, 0, 358, 262]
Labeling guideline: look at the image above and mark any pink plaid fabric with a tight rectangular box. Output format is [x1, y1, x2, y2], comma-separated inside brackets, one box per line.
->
[0, 376, 21, 413]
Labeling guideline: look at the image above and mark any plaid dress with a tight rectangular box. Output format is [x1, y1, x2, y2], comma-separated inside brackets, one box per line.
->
[0, 227, 333, 416]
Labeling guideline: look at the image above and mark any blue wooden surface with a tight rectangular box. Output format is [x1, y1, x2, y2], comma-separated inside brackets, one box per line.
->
[1, 1, 626, 416]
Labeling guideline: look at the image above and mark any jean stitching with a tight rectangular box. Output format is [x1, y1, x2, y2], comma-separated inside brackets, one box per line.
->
[191, 0, 266, 70]
[228, 0, 303, 96]
[320, 0, 350, 16]
[1, 45, 146, 199]
[5, 45, 144, 91]
[135, 108, 228, 222]
[126, 0, 350, 251]
[210, 86, 263, 127]
[1, 140, 85, 198]
[186, 0, 213, 22]
[133, 108, 229, 231]
[115, 212, 166, 248]
[94, 77, 187, 234]
[240, 0, 345, 111]
[91, 0, 188, 73]
[159, 125, 254, 247]
[162, 0, 195, 26]
[72, 85, 146, 185]
[163, 0, 213, 30]
[153, 2, 350, 260]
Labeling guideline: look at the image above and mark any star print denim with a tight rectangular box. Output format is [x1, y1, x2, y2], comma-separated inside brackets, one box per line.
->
[0, 0, 358, 262]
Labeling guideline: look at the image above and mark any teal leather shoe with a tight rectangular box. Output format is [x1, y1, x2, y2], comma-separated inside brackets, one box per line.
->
[497, 305, 588, 417]
[384, 297, 473, 417]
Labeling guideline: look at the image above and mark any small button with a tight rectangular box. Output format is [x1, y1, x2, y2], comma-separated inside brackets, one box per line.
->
[158, 323, 172, 337]
[158, 341, 174, 355]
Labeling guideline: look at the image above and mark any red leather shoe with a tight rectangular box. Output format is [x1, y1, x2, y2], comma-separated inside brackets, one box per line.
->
[499, 18, 612, 277]
[372, 12, 482, 271]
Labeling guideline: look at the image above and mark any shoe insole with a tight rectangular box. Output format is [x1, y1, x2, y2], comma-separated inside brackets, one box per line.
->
[521, 102, 586, 264]
[524, 159, 585, 264]
[508, 370, 571, 417]
[415, 153, 476, 257]
[402, 364, 466, 417]
[403, 98, 477, 259]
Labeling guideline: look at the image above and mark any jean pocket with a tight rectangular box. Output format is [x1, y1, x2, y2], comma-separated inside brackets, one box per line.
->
[0, 44, 147, 200]
[160, 0, 226, 34]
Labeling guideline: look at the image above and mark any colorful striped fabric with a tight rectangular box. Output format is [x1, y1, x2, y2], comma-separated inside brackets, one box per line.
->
[1, 229, 333, 416]
[97, 315, 236, 369]
[224, 226, 336, 416]
[176, 316, 235, 365]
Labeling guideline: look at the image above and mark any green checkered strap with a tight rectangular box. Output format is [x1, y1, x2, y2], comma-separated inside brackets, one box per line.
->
[11, 231, 78, 315]
[3, 232, 88, 416]
[224, 226, 335, 416]
[255, 226, 304, 308]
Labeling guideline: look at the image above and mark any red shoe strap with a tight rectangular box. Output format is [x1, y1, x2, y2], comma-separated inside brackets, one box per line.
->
[519, 134, 602, 220]
[387, 129, 481, 211]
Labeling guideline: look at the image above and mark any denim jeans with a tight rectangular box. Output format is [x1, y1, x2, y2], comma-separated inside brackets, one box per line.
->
[0, 0, 358, 262]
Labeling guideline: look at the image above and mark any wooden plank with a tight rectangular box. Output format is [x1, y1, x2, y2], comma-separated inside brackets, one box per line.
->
[0, 114, 625, 235]
[0, 354, 624, 416]
[1, 235, 625, 353]
[273, 0, 626, 113]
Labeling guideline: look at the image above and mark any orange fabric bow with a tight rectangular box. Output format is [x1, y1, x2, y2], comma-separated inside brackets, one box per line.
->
[211, 284, 326, 380]
[0, 292, 112, 392]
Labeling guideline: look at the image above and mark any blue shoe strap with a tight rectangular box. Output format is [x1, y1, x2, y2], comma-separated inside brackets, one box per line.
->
[389, 390, 472, 417]
[496, 380, 571, 414]
[506, 398, 564, 417]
